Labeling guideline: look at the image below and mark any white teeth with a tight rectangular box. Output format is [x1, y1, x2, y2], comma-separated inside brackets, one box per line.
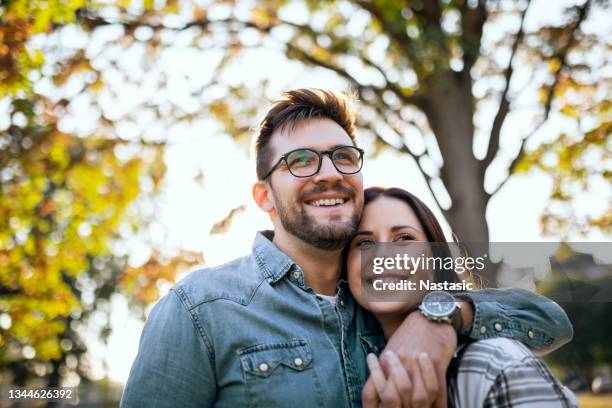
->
[310, 198, 346, 207]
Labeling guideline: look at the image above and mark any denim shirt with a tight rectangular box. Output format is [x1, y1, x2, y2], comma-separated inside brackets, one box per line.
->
[121, 231, 573, 408]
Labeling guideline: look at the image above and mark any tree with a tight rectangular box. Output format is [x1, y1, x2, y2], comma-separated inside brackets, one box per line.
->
[0, 1, 201, 391]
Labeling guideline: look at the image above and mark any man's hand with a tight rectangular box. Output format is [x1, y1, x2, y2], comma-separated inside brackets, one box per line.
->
[362, 351, 439, 408]
[383, 310, 461, 408]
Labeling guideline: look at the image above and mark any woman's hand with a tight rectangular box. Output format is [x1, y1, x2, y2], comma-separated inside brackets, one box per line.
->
[362, 351, 443, 408]
[383, 310, 457, 407]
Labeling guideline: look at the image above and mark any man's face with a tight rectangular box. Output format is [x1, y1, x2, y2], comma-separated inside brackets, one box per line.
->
[266, 118, 364, 250]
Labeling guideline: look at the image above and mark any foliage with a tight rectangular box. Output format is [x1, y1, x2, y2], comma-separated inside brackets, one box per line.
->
[541, 246, 612, 380]
[0, 0, 201, 387]
[0, 0, 86, 97]
[544, 276, 612, 374]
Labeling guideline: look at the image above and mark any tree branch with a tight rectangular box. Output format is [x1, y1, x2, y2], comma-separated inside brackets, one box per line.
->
[0, 285, 20, 296]
[354, 0, 413, 52]
[420, 0, 443, 27]
[284, 42, 427, 113]
[77, 9, 274, 35]
[481, 1, 531, 174]
[276, 16, 426, 109]
[488, 0, 592, 198]
[358, 52, 426, 109]
[358, 95, 445, 211]
[460, 0, 488, 72]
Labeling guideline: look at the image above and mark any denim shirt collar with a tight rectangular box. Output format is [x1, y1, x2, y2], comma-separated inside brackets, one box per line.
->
[252, 231, 351, 299]
[252, 230, 295, 284]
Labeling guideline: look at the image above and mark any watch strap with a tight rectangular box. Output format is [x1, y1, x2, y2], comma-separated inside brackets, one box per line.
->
[450, 305, 463, 334]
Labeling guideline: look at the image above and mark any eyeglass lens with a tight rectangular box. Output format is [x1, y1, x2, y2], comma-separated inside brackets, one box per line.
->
[285, 147, 362, 177]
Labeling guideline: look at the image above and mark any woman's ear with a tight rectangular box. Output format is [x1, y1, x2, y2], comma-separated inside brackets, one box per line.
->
[252, 181, 274, 213]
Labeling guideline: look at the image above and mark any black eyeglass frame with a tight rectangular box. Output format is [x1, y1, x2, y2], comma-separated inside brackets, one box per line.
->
[262, 145, 365, 180]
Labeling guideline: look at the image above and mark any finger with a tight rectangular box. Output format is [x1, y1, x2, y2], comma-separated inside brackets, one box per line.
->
[433, 374, 448, 408]
[380, 376, 402, 408]
[408, 359, 430, 408]
[385, 351, 413, 407]
[367, 353, 387, 397]
[417, 352, 439, 398]
[378, 353, 402, 408]
[362, 377, 381, 408]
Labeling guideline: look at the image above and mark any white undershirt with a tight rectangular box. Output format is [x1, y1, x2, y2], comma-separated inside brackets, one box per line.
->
[317, 294, 337, 306]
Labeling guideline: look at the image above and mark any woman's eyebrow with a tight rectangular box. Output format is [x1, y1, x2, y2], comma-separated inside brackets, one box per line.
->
[353, 230, 373, 237]
[390, 225, 419, 233]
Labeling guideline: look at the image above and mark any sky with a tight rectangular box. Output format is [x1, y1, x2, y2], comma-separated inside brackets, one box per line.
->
[13, 0, 611, 384]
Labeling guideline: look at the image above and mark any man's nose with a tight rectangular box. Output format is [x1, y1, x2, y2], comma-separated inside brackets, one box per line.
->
[313, 155, 342, 183]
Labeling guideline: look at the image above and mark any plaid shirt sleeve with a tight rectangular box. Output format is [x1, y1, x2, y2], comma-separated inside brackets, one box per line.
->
[483, 356, 578, 407]
[449, 338, 578, 408]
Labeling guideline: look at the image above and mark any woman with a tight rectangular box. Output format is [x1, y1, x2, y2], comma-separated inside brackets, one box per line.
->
[346, 187, 577, 407]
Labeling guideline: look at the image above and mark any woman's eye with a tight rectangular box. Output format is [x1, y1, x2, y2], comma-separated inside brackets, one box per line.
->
[395, 234, 414, 242]
[355, 239, 375, 248]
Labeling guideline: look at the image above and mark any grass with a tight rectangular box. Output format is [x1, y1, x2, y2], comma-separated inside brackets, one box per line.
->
[577, 393, 612, 408]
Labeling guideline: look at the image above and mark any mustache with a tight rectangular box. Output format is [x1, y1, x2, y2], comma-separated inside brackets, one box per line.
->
[299, 183, 357, 201]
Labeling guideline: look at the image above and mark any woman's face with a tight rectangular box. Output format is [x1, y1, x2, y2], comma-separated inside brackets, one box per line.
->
[347, 195, 432, 316]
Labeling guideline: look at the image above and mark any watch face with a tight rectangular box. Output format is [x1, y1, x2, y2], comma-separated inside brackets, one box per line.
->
[422, 291, 456, 317]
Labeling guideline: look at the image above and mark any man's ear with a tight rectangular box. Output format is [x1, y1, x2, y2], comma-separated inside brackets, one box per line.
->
[252, 181, 275, 213]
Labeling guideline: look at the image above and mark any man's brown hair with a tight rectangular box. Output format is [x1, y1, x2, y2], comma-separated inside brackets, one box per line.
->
[254, 88, 357, 180]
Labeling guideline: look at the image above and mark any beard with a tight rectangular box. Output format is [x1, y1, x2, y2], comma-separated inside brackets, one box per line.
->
[272, 183, 362, 251]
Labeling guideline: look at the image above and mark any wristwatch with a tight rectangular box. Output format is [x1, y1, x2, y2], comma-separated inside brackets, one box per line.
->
[418, 290, 463, 334]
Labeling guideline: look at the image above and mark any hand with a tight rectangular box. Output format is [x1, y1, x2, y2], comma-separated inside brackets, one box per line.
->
[383, 311, 457, 408]
[362, 351, 440, 408]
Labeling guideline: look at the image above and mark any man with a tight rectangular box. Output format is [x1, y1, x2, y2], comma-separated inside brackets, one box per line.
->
[121, 89, 573, 407]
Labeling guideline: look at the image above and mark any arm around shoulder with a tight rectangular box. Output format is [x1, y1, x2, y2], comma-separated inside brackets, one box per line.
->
[121, 288, 216, 408]
[457, 287, 573, 355]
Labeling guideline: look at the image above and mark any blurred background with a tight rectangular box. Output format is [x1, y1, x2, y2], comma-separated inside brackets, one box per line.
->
[0, 0, 610, 406]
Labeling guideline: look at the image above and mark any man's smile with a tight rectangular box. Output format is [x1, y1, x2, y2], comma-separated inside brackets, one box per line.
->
[304, 194, 354, 216]
[301, 184, 356, 212]
[306, 197, 348, 207]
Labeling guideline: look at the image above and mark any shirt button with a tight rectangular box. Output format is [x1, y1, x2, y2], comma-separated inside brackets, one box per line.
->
[259, 363, 269, 372]
[294, 358, 303, 367]
[494, 323, 503, 332]
[339, 299, 345, 307]
[479, 325, 487, 334]
[292, 271, 300, 280]
[528, 330, 535, 339]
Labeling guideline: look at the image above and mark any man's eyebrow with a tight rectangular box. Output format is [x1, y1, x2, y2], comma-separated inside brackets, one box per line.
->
[311, 144, 350, 151]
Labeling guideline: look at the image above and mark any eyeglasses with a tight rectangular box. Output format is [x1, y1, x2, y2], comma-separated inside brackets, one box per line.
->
[263, 145, 365, 179]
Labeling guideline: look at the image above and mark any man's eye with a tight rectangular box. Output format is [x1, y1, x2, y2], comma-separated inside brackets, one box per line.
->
[334, 152, 359, 164]
[289, 155, 315, 167]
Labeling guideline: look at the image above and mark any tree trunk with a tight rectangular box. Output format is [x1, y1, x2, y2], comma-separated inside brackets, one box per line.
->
[421, 72, 490, 244]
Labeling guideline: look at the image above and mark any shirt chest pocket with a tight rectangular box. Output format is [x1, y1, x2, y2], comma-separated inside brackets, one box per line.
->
[238, 339, 323, 407]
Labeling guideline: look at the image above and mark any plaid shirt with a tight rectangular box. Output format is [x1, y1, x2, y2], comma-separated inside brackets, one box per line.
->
[448, 338, 578, 408]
